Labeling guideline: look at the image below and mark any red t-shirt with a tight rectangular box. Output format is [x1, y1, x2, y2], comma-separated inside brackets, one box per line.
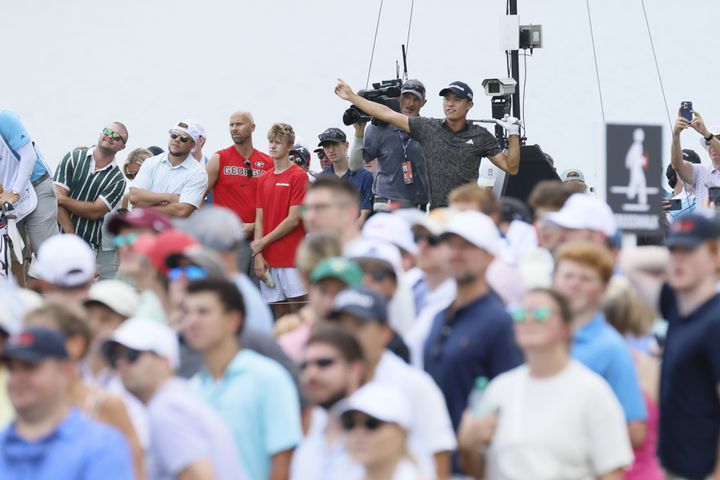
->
[213, 146, 273, 224]
[257, 164, 308, 267]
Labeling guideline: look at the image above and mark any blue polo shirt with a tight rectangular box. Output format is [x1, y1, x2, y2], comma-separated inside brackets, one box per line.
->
[189, 349, 302, 480]
[423, 292, 523, 431]
[571, 313, 646, 422]
[321, 164, 374, 211]
[0, 407, 133, 480]
[658, 284, 720, 479]
[0, 109, 48, 183]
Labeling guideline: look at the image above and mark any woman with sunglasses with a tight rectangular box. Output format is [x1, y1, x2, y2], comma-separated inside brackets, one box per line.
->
[457, 288, 633, 480]
[120, 148, 153, 210]
[340, 383, 427, 480]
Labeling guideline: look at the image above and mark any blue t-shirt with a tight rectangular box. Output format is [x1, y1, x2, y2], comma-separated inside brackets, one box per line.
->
[363, 123, 429, 204]
[0, 408, 133, 480]
[572, 313, 647, 422]
[190, 349, 302, 480]
[0, 109, 47, 182]
[321, 165, 374, 211]
[658, 284, 720, 479]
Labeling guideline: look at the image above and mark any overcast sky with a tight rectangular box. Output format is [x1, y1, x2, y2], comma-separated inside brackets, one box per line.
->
[2, 0, 719, 195]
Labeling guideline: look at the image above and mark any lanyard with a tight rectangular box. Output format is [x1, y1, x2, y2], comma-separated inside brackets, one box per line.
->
[396, 129, 412, 160]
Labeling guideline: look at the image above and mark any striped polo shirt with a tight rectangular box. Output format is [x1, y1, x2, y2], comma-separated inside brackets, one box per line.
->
[54, 147, 126, 249]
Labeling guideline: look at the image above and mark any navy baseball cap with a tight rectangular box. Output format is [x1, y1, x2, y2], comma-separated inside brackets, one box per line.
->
[666, 211, 720, 248]
[328, 288, 388, 324]
[290, 145, 312, 167]
[401, 79, 426, 99]
[439, 81, 474, 101]
[2, 328, 69, 364]
[318, 128, 347, 147]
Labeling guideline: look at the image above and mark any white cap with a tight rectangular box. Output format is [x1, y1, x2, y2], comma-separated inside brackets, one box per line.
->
[441, 210, 501, 256]
[84, 280, 139, 318]
[344, 238, 403, 276]
[362, 213, 418, 256]
[560, 168, 585, 182]
[181, 118, 205, 139]
[34, 234, 96, 287]
[340, 383, 412, 430]
[171, 121, 201, 144]
[544, 193, 617, 236]
[106, 317, 179, 369]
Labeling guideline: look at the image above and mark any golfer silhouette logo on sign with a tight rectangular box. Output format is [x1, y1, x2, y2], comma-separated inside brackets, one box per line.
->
[610, 127, 659, 212]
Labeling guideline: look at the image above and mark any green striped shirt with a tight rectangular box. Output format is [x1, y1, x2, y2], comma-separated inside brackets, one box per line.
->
[54, 147, 126, 249]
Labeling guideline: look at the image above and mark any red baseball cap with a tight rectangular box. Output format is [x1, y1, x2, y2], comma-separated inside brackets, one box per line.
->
[133, 230, 198, 275]
[107, 208, 173, 235]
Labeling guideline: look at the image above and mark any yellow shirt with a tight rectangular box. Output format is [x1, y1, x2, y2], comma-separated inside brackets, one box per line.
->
[0, 368, 15, 429]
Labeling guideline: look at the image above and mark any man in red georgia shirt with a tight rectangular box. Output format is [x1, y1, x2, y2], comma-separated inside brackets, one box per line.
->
[251, 123, 308, 317]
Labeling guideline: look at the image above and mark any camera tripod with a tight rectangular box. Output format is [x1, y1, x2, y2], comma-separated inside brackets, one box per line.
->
[0, 202, 17, 280]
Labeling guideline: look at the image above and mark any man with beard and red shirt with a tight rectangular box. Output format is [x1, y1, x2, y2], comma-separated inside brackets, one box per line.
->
[205, 111, 272, 236]
[252, 123, 308, 318]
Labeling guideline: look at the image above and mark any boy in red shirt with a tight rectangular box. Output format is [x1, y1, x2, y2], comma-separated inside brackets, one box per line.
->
[252, 123, 308, 317]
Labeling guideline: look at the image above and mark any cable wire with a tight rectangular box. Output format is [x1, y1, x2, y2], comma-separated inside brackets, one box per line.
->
[522, 52, 529, 137]
[365, 0, 385, 89]
[405, 0, 415, 59]
[584, 0, 606, 124]
[640, 0, 672, 131]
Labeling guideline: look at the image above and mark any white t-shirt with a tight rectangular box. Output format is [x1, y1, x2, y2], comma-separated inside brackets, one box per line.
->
[373, 351, 457, 476]
[483, 361, 633, 480]
[405, 278, 456, 369]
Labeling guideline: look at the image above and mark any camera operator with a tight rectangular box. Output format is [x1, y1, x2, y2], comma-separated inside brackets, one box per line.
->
[670, 108, 720, 208]
[335, 79, 520, 208]
[349, 80, 430, 210]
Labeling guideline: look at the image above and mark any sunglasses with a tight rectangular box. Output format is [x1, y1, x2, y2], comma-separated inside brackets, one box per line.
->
[341, 413, 385, 432]
[102, 127, 125, 143]
[364, 267, 395, 282]
[113, 232, 141, 248]
[510, 306, 553, 323]
[167, 265, 208, 282]
[317, 151, 327, 160]
[124, 171, 138, 180]
[169, 131, 192, 143]
[289, 154, 307, 166]
[414, 233, 440, 246]
[105, 346, 143, 368]
[299, 357, 338, 371]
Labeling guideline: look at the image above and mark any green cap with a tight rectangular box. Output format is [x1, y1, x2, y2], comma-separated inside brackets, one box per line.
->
[309, 257, 363, 288]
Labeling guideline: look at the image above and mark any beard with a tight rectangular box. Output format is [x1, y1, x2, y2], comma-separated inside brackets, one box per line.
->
[96, 144, 115, 157]
[454, 271, 478, 286]
[316, 387, 350, 411]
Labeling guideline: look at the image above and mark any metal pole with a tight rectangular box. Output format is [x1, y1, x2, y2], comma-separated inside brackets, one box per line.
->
[508, 0, 521, 120]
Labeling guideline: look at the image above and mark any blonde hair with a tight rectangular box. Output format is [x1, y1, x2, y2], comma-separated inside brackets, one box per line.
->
[295, 234, 342, 275]
[604, 277, 656, 337]
[267, 123, 295, 146]
[123, 148, 153, 176]
[554, 241, 614, 285]
[24, 302, 91, 358]
[448, 183, 500, 217]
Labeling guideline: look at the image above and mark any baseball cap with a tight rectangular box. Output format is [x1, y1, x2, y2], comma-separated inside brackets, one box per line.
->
[339, 383, 412, 430]
[544, 193, 617, 237]
[440, 210, 501, 256]
[133, 230, 198, 275]
[401, 79, 426, 100]
[328, 287, 388, 324]
[439, 81, 474, 101]
[361, 212, 418, 256]
[666, 211, 720, 248]
[34, 234, 96, 288]
[309, 257, 363, 287]
[147, 146, 164, 156]
[103, 317, 180, 369]
[175, 206, 245, 252]
[84, 280, 139, 318]
[560, 168, 585, 183]
[682, 149, 702, 164]
[2, 328, 69, 364]
[318, 128, 347, 147]
[107, 208, 173, 235]
[169, 121, 200, 144]
[290, 145, 312, 167]
[181, 118, 205, 139]
[344, 238, 403, 276]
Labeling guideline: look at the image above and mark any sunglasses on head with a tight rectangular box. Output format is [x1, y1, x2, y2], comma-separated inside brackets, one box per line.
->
[289, 154, 307, 166]
[102, 127, 125, 143]
[167, 265, 208, 282]
[299, 357, 338, 371]
[341, 413, 385, 432]
[169, 131, 192, 143]
[510, 306, 553, 323]
[113, 232, 141, 248]
[105, 346, 144, 368]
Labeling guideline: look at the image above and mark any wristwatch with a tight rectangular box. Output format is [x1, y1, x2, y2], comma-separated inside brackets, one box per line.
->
[705, 133, 715, 144]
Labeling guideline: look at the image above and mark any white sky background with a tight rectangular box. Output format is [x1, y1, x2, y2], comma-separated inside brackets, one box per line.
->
[2, 0, 719, 196]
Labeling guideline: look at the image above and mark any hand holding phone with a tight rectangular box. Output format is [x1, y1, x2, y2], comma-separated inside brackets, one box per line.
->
[708, 186, 720, 208]
[666, 198, 682, 211]
[680, 101, 693, 122]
